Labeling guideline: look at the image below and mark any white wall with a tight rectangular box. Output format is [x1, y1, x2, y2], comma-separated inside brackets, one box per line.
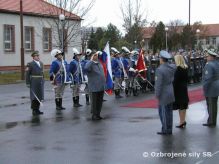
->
[0, 13, 81, 67]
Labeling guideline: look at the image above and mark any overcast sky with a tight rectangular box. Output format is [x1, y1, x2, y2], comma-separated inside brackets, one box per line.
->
[84, 0, 219, 33]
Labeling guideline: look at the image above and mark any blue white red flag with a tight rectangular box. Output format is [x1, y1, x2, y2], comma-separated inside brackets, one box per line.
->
[99, 42, 113, 95]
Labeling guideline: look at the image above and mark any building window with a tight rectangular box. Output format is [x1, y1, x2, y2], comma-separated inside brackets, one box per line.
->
[212, 37, 216, 45]
[206, 38, 210, 45]
[4, 24, 15, 52]
[43, 28, 52, 51]
[25, 26, 34, 51]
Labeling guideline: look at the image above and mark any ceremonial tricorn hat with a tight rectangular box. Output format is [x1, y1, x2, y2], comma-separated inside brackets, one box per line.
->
[51, 49, 62, 58]
[86, 49, 92, 56]
[121, 46, 130, 54]
[111, 47, 120, 54]
[205, 49, 218, 57]
[72, 48, 82, 57]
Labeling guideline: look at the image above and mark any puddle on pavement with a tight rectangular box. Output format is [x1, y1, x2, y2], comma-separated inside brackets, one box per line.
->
[31, 145, 46, 151]
[128, 116, 158, 123]
[0, 121, 18, 131]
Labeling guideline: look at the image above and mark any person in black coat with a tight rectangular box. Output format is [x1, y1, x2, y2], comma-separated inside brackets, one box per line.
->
[173, 54, 189, 128]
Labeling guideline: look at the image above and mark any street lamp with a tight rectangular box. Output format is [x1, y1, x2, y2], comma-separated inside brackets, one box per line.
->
[165, 27, 168, 51]
[196, 29, 200, 50]
[59, 14, 65, 59]
[134, 40, 137, 49]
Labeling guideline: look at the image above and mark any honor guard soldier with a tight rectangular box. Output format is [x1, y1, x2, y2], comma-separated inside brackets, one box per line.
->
[150, 52, 160, 87]
[144, 50, 153, 91]
[129, 50, 139, 96]
[155, 50, 176, 135]
[50, 49, 71, 110]
[26, 51, 44, 116]
[69, 48, 83, 107]
[80, 48, 92, 105]
[111, 47, 123, 98]
[121, 46, 131, 96]
[188, 51, 195, 83]
[202, 49, 219, 127]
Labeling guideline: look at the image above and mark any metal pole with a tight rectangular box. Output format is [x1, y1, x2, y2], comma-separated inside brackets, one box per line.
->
[20, 0, 25, 80]
[62, 22, 65, 59]
[189, 0, 191, 26]
[165, 31, 168, 51]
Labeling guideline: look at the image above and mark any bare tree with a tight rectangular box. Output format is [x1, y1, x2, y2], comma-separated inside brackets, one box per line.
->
[120, 0, 147, 32]
[40, 0, 95, 51]
[120, 0, 148, 46]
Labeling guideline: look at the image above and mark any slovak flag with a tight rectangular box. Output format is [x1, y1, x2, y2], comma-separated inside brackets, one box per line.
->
[99, 42, 113, 95]
[136, 49, 147, 78]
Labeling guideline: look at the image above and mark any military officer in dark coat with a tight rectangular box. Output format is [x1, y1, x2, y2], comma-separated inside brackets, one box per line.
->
[84, 51, 106, 120]
[155, 50, 176, 135]
[202, 49, 219, 127]
[26, 51, 44, 116]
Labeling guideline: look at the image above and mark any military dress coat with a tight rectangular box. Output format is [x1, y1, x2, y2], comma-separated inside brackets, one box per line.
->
[26, 61, 44, 101]
[202, 60, 219, 97]
[49, 59, 71, 85]
[84, 61, 105, 92]
[155, 63, 176, 105]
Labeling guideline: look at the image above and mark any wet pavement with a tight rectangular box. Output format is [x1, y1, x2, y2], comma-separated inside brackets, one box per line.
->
[0, 82, 219, 164]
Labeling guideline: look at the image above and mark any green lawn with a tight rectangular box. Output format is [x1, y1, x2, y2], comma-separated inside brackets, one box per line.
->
[0, 71, 50, 85]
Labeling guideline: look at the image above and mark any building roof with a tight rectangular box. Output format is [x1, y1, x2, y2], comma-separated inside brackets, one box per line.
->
[142, 27, 155, 39]
[203, 24, 219, 37]
[142, 24, 219, 39]
[0, 0, 81, 20]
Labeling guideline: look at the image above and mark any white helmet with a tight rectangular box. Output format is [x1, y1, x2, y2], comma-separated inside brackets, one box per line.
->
[111, 47, 120, 54]
[72, 48, 80, 57]
[86, 49, 92, 56]
[51, 49, 62, 58]
[131, 50, 139, 56]
[121, 46, 130, 54]
[97, 51, 102, 56]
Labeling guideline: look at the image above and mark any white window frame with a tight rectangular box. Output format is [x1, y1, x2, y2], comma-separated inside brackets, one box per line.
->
[212, 37, 216, 45]
[43, 28, 50, 51]
[25, 27, 32, 51]
[4, 25, 12, 51]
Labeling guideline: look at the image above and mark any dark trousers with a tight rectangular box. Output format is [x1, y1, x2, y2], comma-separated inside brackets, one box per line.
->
[91, 91, 104, 116]
[158, 103, 173, 133]
[206, 97, 218, 125]
[31, 99, 40, 110]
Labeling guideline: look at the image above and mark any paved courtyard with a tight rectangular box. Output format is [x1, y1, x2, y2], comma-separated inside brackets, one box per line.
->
[0, 82, 218, 164]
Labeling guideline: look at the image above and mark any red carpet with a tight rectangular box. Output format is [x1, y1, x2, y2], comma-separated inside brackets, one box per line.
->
[121, 88, 204, 108]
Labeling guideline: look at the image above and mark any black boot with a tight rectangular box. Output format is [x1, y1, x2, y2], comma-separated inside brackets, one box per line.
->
[125, 88, 129, 96]
[36, 109, 43, 115]
[86, 94, 90, 105]
[73, 97, 78, 107]
[115, 90, 123, 98]
[77, 96, 83, 107]
[55, 98, 63, 110]
[73, 97, 82, 107]
[133, 89, 138, 96]
[60, 98, 66, 110]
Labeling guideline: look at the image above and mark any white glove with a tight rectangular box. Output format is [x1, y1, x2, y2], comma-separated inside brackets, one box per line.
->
[129, 67, 136, 72]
